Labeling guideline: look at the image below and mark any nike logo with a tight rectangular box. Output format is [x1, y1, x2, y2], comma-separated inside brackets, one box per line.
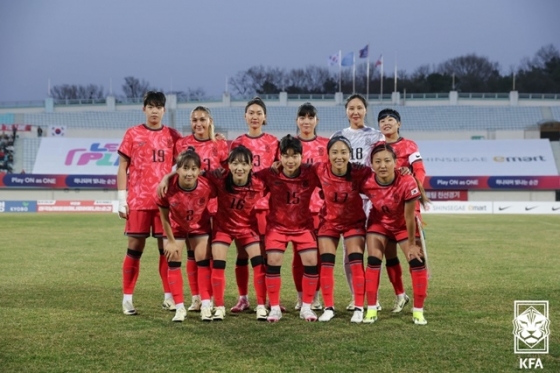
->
[498, 206, 510, 211]
[415, 155, 421, 158]
[525, 206, 537, 211]
[553, 207, 560, 211]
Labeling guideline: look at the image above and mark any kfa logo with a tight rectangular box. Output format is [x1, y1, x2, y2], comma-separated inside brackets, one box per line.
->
[513, 301, 549, 369]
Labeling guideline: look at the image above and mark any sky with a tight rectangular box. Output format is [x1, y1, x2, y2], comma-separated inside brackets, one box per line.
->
[1, 0, 559, 102]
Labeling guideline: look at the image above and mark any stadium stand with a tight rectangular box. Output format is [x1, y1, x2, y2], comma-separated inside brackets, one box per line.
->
[19, 106, 543, 133]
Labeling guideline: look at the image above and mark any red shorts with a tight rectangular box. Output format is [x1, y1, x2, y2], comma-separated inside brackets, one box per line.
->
[265, 229, 317, 253]
[367, 223, 419, 243]
[312, 212, 320, 232]
[256, 210, 268, 236]
[125, 210, 163, 237]
[212, 230, 261, 249]
[318, 221, 366, 240]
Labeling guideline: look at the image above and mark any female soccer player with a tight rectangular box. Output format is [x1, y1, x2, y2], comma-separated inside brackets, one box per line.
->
[257, 135, 320, 322]
[331, 93, 384, 311]
[206, 145, 269, 321]
[174, 106, 228, 312]
[377, 108, 426, 313]
[313, 136, 372, 323]
[155, 148, 216, 322]
[228, 97, 279, 313]
[293, 102, 329, 311]
[360, 143, 429, 325]
[117, 91, 182, 316]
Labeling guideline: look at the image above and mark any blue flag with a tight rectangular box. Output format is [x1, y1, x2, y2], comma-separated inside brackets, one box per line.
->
[341, 52, 354, 66]
[359, 45, 369, 58]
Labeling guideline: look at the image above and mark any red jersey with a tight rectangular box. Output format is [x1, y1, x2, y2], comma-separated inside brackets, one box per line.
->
[313, 162, 372, 230]
[154, 174, 216, 233]
[230, 133, 279, 210]
[118, 124, 182, 210]
[360, 172, 420, 232]
[256, 164, 319, 234]
[206, 172, 267, 235]
[389, 137, 426, 184]
[299, 135, 329, 214]
[174, 135, 228, 171]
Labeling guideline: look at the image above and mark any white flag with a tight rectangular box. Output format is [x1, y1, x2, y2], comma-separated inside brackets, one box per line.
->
[50, 125, 66, 137]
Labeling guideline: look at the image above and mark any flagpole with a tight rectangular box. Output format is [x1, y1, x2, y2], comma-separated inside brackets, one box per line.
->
[338, 50, 342, 93]
[352, 53, 356, 93]
[394, 52, 397, 92]
[380, 54, 384, 104]
[366, 46, 370, 101]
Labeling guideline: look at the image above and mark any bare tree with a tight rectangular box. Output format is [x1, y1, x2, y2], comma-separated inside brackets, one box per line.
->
[122, 76, 152, 99]
[437, 54, 501, 91]
[51, 84, 104, 100]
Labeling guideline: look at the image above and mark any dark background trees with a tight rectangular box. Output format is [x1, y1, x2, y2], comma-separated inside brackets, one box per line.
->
[49, 44, 560, 100]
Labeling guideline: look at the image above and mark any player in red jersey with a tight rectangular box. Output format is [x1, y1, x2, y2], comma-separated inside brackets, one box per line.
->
[206, 145, 269, 321]
[360, 143, 429, 325]
[117, 91, 182, 316]
[376, 108, 426, 314]
[228, 97, 279, 313]
[292, 102, 329, 311]
[257, 135, 320, 322]
[155, 148, 216, 322]
[312, 136, 373, 323]
[173, 106, 228, 312]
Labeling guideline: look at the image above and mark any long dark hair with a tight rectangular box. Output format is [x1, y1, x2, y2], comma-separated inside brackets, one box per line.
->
[225, 145, 253, 193]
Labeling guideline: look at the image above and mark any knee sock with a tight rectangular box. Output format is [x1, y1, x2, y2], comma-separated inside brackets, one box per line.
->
[211, 260, 226, 307]
[167, 261, 184, 305]
[386, 257, 404, 296]
[196, 259, 211, 301]
[348, 252, 365, 308]
[409, 258, 428, 309]
[265, 265, 282, 307]
[122, 249, 142, 295]
[235, 257, 249, 297]
[319, 253, 335, 308]
[251, 256, 266, 305]
[186, 250, 199, 296]
[365, 256, 382, 308]
[302, 265, 319, 305]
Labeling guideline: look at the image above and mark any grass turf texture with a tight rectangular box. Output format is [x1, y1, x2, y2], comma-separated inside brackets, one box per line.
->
[0, 214, 558, 372]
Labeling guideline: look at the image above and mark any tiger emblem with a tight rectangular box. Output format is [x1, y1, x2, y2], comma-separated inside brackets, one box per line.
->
[512, 306, 550, 348]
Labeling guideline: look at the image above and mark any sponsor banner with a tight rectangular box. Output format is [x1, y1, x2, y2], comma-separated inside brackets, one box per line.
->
[32, 138, 121, 174]
[425, 190, 468, 201]
[1, 174, 117, 189]
[422, 201, 493, 214]
[417, 139, 558, 176]
[494, 202, 560, 214]
[424, 176, 560, 190]
[37, 200, 114, 213]
[422, 201, 560, 214]
[0, 124, 32, 131]
[0, 200, 37, 213]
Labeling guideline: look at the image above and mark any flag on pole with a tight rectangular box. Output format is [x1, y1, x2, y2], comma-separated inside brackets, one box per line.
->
[327, 52, 340, 66]
[359, 45, 369, 59]
[50, 125, 66, 137]
[375, 54, 383, 67]
[341, 52, 354, 67]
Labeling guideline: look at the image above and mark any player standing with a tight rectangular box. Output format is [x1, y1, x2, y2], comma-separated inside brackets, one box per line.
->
[360, 143, 429, 325]
[228, 97, 279, 313]
[173, 106, 228, 312]
[313, 136, 372, 323]
[117, 91, 182, 315]
[331, 93, 384, 311]
[257, 135, 320, 322]
[293, 102, 328, 311]
[206, 145, 269, 321]
[376, 108, 426, 313]
[155, 148, 215, 322]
